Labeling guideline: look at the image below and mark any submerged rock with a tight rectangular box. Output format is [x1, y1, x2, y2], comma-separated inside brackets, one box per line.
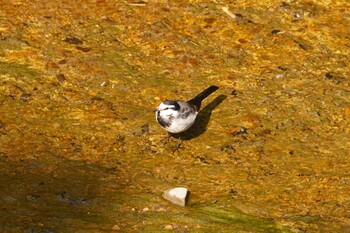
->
[163, 225, 174, 230]
[162, 187, 189, 207]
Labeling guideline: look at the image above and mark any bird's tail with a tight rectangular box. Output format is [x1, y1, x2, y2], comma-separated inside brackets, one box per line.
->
[187, 85, 219, 111]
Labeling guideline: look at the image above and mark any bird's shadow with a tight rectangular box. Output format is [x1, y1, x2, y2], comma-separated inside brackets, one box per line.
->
[171, 94, 227, 140]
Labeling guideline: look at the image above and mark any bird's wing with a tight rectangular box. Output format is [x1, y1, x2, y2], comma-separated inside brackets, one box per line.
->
[177, 101, 197, 115]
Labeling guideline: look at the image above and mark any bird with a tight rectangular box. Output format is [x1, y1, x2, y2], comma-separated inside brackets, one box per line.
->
[155, 86, 219, 134]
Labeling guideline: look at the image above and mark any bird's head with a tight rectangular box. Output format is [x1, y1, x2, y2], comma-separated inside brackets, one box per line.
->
[155, 100, 180, 114]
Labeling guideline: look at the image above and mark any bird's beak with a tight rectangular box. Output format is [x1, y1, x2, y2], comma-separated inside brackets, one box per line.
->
[153, 108, 159, 113]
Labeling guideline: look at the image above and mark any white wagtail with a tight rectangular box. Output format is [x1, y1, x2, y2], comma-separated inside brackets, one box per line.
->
[155, 86, 219, 134]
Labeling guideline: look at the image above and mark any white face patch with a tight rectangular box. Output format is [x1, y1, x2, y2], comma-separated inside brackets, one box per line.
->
[156, 103, 179, 117]
[157, 102, 173, 111]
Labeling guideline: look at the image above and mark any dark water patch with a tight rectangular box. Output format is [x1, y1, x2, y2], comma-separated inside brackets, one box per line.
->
[0, 157, 123, 232]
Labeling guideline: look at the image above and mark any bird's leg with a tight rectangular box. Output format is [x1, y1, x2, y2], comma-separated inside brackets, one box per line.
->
[172, 137, 184, 153]
[159, 133, 184, 153]
[160, 132, 172, 144]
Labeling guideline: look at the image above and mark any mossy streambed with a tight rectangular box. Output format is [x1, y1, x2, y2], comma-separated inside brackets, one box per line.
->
[0, 1, 349, 232]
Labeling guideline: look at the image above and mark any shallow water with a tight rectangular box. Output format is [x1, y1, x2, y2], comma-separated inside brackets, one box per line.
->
[0, 1, 349, 232]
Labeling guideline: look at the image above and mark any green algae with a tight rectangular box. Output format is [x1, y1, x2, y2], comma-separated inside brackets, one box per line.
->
[0, 1, 349, 232]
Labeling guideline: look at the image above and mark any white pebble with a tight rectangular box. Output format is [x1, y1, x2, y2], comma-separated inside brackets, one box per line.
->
[275, 74, 284, 79]
[162, 187, 189, 207]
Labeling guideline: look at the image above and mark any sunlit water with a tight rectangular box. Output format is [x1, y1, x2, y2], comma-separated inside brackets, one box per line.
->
[0, 1, 349, 232]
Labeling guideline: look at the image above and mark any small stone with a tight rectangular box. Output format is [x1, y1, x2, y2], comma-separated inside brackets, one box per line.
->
[1, 196, 16, 202]
[275, 73, 284, 79]
[100, 81, 109, 87]
[64, 37, 83, 45]
[112, 225, 120, 231]
[277, 65, 287, 71]
[21, 93, 32, 102]
[56, 73, 66, 82]
[162, 187, 189, 207]
[228, 127, 247, 135]
[58, 59, 67, 64]
[26, 194, 40, 201]
[164, 225, 173, 230]
[142, 207, 149, 212]
[325, 72, 333, 79]
[76, 46, 92, 52]
[271, 29, 281, 34]
[153, 204, 167, 212]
